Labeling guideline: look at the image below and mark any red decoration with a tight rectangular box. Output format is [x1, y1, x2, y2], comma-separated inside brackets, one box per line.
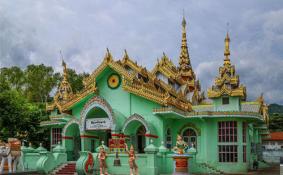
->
[174, 157, 188, 172]
[109, 138, 126, 152]
[84, 152, 94, 174]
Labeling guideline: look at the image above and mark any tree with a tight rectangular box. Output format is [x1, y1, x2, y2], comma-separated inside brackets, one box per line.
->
[0, 90, 49, 144]
[64, 68, 89, 93]
[268, 104, 283, 131]
[24, 64, 60, 103]
[0, 66, 25, 91]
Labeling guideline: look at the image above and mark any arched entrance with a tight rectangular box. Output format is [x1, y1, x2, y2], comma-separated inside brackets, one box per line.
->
[80, 96, 118, 152]
[63, 121, 81, 161]
[122, 114, 157, 153]
[182, 128, 197, 149]
[123, 120, 146, 153]
[137, 125, 146, 153]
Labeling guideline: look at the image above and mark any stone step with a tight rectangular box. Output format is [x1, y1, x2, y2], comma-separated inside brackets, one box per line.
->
[52, 162, 77, 175]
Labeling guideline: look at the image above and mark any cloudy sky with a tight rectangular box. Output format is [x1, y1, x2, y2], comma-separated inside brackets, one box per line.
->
[0, 0, 283, 104]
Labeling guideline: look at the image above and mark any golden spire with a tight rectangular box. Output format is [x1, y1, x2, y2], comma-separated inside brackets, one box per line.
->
[62, 59, 68, 81]
[207, 32, 246, 100]
[179, 15, 191, 70]
[224, 32, 231, 65]
[55, 58, 73, 104]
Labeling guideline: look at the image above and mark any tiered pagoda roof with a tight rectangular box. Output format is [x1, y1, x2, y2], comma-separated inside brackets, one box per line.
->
[207, 32, 246, 99]
[151, 16, 203, 105]
[47, 17, 208, 113]
[47, 48, 192, 113]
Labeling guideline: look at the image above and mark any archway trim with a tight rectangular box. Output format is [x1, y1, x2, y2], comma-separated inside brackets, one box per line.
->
[62, 118, 81, 137]
[179, 123, 201, 136]
[80, 96, 116, 131]
[122, 113, 157, 138]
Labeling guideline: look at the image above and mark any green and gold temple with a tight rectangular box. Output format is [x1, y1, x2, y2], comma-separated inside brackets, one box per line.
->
[21, 17, 270, 175]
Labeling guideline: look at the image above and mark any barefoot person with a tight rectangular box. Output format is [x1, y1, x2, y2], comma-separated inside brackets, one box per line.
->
[98, 146, 108, 175]
[125, 144, 138, 175]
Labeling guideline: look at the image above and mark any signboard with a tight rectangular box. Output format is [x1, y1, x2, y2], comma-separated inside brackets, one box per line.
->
[86, 118, 111, 130]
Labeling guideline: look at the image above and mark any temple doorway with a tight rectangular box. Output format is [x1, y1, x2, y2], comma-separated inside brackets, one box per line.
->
[64, 122, 81, 161]
[182, 128, 197, 148]
[137, 125, 146, 153]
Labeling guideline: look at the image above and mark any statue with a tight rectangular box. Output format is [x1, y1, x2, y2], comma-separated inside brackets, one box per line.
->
[173, 135, 188, 154]
[125, 144, 138, 175]
[97, 146, 108, 175]
[0, 138, 21, 173]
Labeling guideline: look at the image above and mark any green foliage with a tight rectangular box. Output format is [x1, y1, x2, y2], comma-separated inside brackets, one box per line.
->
[0, 64, 87, 145]
[268, 103, 283, 114]
[268, 103, 283, 131]
[25, 64, 60, 103]
[0, 90, 49, 144]
[65, 68, 89, 93]
[0, 66, 25, 91]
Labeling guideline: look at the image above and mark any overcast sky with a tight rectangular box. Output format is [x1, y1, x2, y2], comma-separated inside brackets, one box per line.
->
[0, 0, 283, 104]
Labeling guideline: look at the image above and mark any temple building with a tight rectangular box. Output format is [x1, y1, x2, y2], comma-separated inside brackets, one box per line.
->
[39, 17, 270, 174]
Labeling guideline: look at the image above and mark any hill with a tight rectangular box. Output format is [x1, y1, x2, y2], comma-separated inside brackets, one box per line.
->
[268, 103, 283, 114]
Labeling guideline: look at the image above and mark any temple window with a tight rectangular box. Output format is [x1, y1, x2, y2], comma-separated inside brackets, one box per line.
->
[222, 97, 229, 105]
[218, 121, 238, 162]
[242, 122, 247, 143]
[182, 128, 197, 149]
[52, 128, 62, 145]
[218, 121, 237, 142]
[218, 145, 238, 162]
[243, 145, 247, 162]
[242, 122, 247, 163]
[166, 128, 172, 149]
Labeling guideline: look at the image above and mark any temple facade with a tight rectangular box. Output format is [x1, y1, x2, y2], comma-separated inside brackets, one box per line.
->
[38, 17, 270, 174]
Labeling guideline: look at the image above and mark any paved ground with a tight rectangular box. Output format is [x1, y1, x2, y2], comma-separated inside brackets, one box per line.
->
[247, 165, 280, 175]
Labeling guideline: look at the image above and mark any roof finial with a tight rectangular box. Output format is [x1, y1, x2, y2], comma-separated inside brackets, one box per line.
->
[105, 47, 113, 61]
[60, 51, 67, 80]
[123, 49, 129, 60]
[224, 23, 231, 65]
[182, 9, 186, 32]
[179, 12, 191, 70]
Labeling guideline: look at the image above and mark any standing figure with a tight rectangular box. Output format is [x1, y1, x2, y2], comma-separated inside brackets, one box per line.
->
[0, 142, 12, 173]
[0, 138, 22, 173]
[97, 146, 108, 175]
[125, 144, 138, 175]
[173, 134, 188, 154]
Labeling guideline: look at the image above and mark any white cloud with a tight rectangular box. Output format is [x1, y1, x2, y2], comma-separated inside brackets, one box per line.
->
[0, 0, 282, 104]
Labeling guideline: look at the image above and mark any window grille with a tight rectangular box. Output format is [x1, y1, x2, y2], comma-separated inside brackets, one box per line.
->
[218, 121, 238, 162]
[242, 122, 247, 143]
[218, 145, 238, 162]
[166, 128, 172, 149]
[52, 128, 62, 145]
[243, 145, 247, 162]
[218, 121, 237, 142]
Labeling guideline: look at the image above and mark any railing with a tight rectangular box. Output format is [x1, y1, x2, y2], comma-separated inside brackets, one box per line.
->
[153, 106, 263, 120]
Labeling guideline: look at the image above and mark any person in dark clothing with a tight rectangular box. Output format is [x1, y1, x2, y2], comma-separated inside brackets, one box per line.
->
[253, 160, 259, 170]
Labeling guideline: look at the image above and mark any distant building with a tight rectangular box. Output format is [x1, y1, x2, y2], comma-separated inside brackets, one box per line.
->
[263, 132, 283, 163]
